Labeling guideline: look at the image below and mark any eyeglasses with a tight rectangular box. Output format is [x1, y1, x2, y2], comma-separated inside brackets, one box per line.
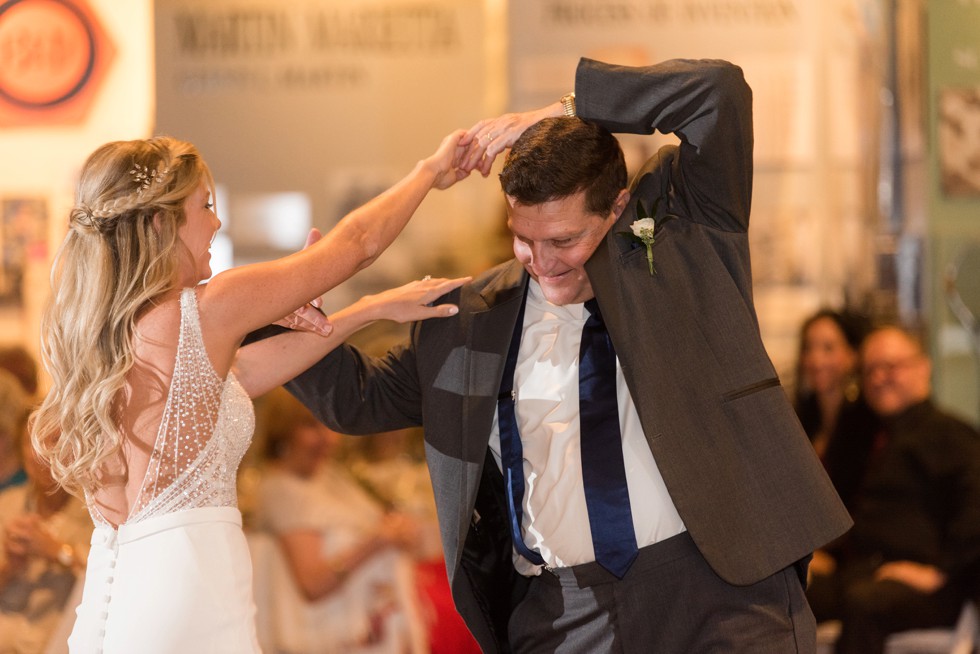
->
[862, 356, 920, 378]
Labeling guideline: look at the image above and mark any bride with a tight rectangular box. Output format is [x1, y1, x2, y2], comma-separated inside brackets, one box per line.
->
[30, 132, 469, 652]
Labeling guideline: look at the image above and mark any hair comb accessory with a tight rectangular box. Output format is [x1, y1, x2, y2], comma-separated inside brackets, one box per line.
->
[129, 163, 171, 195]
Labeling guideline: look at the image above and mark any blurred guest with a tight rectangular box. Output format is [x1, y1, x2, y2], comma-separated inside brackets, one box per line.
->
[793, 309, 874, 460]
[0, 347, 38, 492]
[254, 389, 427, 654]
[0, 367, 28, 518]
[345, 429, 481, 654]
[794, 309, 880, 514]
[0, 370, 91, 654]
[345, 428, 440, 557]
[807, 325, 980, 654]
[0, 346, 39, 398]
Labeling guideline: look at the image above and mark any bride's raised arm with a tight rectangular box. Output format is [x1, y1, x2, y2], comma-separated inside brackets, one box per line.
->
[196, 129, 469, 369]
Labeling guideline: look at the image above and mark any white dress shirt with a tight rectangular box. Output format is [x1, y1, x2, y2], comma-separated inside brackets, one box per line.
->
[489, 279, 686, 575]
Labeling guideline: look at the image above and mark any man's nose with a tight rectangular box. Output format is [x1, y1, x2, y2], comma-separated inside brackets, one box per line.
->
[863, 366, 888, 386]
[528, 243, 556, 272]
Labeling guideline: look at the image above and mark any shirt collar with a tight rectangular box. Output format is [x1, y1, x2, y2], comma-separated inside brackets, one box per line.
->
[526, 278, 588, 322]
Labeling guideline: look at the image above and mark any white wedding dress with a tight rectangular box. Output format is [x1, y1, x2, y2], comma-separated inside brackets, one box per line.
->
[68, 289, 261, 653]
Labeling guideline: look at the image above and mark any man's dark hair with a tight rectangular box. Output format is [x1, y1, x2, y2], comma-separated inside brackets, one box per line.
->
[499, 117, 627, 216]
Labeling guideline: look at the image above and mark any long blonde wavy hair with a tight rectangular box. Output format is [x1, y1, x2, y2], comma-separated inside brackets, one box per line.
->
[31, 137, 214, 496]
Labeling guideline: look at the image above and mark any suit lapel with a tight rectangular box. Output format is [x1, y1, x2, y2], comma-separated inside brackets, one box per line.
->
[586, 192, 665, 444]
[586, 192, 644, 345]
[456, 260, 527, 535]
[463, 260, 526, 451]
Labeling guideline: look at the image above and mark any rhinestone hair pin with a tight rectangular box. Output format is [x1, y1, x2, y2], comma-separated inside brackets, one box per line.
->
[129, 163, 170, 194]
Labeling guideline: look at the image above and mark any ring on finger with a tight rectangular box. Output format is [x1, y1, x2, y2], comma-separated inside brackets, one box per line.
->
[422, 275, 432, 281]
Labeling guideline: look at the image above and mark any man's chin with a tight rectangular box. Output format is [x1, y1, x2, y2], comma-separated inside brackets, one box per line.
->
[538, 284, 579, 307]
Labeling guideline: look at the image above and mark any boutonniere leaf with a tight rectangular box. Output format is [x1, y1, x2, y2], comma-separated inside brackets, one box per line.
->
[616, 197, 674, 276]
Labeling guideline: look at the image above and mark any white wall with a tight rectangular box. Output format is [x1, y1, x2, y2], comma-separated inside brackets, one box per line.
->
[0, 0, 155, 379]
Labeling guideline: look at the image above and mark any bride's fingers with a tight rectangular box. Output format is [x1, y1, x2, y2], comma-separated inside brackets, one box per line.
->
[386, 297, 459, 323]
[304, 228, 323, 249]
[462, 119, 489, 145]
[425, 302, 460, 317]
[406, 275, 469, 292]
[274, 304, 332, 335]
[418, 276, 471, 303]
[427, 276, 471, 292]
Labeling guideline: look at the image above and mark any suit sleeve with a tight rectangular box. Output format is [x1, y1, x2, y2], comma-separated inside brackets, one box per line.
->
[575, 57, 753, 232]
[284, 325, 424, 435]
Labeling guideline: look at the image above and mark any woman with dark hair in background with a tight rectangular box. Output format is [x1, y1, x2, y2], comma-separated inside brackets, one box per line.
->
[794, 309, 877, 485]
[794, 309, 881, 586]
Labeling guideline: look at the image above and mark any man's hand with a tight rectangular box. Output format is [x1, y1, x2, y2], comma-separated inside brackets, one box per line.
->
[2, 529, 28, 573]
[5, 514, 60, 562]
[378, 512, 421, 550]
[274, 228, 332, 336]
[875, 560, 947, 593]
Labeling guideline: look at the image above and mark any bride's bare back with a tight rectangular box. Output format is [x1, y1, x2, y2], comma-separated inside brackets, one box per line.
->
[88, 289, 253, 528]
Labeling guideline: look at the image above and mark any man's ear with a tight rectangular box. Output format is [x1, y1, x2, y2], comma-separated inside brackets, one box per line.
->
[611, 189, 631, 220]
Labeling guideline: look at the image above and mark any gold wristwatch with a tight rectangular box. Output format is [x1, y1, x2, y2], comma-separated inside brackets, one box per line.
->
[560, 92, 576, 117]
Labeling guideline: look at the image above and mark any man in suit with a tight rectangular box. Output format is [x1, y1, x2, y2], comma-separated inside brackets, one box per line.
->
[807, 326, 980, 653]
[286, 57, 851, 652]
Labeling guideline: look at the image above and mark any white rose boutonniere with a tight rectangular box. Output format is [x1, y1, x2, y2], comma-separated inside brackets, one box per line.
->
[630, 218, 657, 275]
[617, 198, 673, 276]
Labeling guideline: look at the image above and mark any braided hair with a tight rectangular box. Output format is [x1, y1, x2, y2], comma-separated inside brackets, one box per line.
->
[32, 137, 214, 495]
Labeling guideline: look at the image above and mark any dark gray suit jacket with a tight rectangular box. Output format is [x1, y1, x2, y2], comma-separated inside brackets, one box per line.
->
[287, 57, 852, 652]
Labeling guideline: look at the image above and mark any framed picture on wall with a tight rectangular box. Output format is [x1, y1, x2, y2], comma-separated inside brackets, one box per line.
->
[0, 197, 47, 308]
[938, 87, 980, 197]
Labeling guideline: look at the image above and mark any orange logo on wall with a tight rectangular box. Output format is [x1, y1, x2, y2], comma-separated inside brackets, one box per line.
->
[0, 0, 115, 126]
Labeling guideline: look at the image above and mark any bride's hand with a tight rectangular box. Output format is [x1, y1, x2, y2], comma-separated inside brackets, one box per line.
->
[422, 129, 471, 190]
[460, 103, 562, 177]
[274, 228, 332, 336]
[275, 302, 331, 335]
[361, 275, 471, 324]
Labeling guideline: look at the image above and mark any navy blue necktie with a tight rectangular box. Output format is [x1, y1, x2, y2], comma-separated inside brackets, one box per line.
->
[580, 298, 638, 578]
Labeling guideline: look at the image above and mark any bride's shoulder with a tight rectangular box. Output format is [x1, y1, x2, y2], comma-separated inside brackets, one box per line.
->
[133, 291, 184, 344]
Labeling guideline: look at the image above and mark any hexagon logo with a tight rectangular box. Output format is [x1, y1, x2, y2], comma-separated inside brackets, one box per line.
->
[0, 0, 116, 126]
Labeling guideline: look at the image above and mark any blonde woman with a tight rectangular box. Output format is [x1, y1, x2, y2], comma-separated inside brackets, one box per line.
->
[30, 133, 469, 653]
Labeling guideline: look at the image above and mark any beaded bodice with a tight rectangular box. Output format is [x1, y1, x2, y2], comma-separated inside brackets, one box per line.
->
[90, 288, 254, 527]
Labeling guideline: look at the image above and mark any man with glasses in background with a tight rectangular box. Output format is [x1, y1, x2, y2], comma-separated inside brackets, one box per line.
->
[807, 325, 980, 653]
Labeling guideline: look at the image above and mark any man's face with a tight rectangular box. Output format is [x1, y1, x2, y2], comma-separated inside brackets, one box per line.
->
[507, 189, 628, 306]
[861, 328, 931, 418]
